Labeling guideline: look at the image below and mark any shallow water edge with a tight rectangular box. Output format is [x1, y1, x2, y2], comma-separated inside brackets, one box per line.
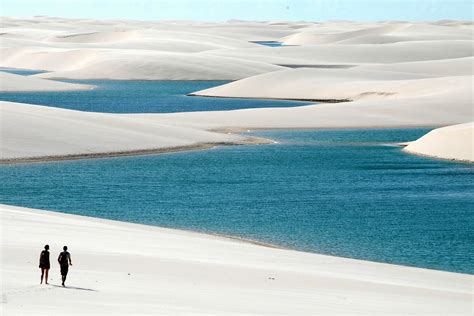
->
[0, 136, 272, 165]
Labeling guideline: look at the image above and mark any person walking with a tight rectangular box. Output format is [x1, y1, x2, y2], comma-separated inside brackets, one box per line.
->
[58, 246, 72, 287]
[39, 244, 50, 284]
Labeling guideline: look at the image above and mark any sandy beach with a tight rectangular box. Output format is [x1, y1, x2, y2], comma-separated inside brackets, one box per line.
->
[1, 204, 472, 315]
[1, 16, 473, 315]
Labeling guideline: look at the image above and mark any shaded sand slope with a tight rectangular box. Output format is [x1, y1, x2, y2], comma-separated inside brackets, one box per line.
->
[404, 123, 474, 162]
[1, 204, 472, 315]
[0, 102, 243, 160]
[0, 71, 93, 92]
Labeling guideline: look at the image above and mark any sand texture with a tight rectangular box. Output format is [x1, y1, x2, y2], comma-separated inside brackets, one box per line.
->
[1, 204, 472, 315]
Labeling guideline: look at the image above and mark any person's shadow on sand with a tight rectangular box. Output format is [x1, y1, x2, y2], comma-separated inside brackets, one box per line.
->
[49, 284, 97, 292]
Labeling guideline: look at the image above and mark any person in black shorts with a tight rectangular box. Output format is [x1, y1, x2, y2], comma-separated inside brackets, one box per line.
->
[58, 246, 72, 287]
[39, 244, 50, 284]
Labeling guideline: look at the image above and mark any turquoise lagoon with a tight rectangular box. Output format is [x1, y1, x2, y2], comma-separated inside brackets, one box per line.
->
[1, 129, 473, 274]
[0, 79, 311, 113]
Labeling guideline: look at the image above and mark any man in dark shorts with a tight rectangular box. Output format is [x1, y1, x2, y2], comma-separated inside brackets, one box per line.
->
[39, 244, 50, 284]
[58, 246, 72, 287]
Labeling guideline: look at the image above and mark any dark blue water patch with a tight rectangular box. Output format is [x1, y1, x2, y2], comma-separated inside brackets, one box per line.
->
[0, 68, 48, 76]
[1, 128, 473, 273]
[0, 80, 312, 113]
[250, 41, 285, 47]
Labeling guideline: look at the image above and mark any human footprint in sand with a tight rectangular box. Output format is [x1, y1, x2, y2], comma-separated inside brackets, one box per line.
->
[58, 246, 73, 287]
[39, 244, 50, 284]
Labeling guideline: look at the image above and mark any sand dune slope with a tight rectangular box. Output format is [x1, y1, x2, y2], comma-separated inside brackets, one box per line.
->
[282, 23, 473, 45]
[32, 50, 285, 80]
[360, 57, 474, 76]
[0, 71, 94, 92]
[3, 18, 472, 79]
[133, 87, 471, 130]
[1, 204, 472, 315]
[207, 40, 473, 65]
[1, 17, 472, 158]
[404, 123, 474, 162]
[2, 47, 285, 80]
[192, 67, 471, 101]
[0, 101, 242, 160]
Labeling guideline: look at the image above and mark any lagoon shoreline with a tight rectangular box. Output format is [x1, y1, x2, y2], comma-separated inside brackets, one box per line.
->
[1, 203, 472, 315]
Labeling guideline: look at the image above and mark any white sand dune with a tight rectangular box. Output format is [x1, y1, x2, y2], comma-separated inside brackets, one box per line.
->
[404, 123, 474, 162]
[2, 18, 473, 80]
[282, 23, 473, 45]
[192, 67, 471, 101]
[360, 57, 474, 77]
[2, 47, 285, 80]
[32, 50, 285, 80]
[1, 18, 293, 80]
[0, 101, 243, 160]
[49, 30, 140, 43]
[207, 40, 473, 65]
[0, 71, 94, 92]
[1, 47, 104, 72]
[1, 204, 472, 315]
[1, 90, 470, 161]
[1, 17, 472, 158]
[130, 90, 471, 130]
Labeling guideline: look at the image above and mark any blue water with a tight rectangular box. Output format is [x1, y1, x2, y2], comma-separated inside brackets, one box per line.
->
[1, 129, 473, 273]
[0, 80, 311, 113]
[0, 68, 47, 76]
[251, 41, 285, 47]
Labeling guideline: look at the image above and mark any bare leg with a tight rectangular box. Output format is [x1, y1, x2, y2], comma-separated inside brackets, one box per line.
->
[40, 268, 44, 284]
[62, 274, 66, 286]
[45, 269, 49, 284]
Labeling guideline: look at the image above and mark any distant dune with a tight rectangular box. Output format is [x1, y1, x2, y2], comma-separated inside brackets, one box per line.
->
[281, 23, 473, 45]
[0, 71, 94, 92]
[0, 17, 472, 161]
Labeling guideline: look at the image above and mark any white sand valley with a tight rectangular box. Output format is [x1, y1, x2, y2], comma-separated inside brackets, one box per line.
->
[404, 122, 474, 162]
[1, 204, 472, 315]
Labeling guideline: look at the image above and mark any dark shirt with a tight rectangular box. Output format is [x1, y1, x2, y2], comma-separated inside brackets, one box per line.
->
[58, 251, 71, 266]
[40, 250, 50, 265]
